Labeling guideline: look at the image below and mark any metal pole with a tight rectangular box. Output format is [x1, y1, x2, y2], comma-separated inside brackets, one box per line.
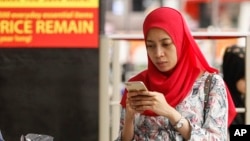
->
[99, 35, 110, 141]
[211, 0, 219, 28]
[245, 34, 250, 124]
[99, 0, 110, 140]
[99, 0, 106, 35]
[124, 0, 130, 32]
[111, 40, 121, 141]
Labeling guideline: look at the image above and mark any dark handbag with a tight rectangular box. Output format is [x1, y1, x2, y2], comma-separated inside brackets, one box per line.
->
[20, 133, 53, 141]
[0, 130, 4, 141]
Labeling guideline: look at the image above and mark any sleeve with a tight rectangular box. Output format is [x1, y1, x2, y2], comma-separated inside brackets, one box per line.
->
[188, 74, 229, 141]
[114, 108, 126, 141]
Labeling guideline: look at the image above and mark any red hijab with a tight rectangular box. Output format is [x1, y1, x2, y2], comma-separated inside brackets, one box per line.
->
[120, 7, 236, 125]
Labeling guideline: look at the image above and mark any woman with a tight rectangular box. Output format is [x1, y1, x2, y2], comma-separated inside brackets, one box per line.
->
[222, 45, 246, 125]
[116, 7, 236, 141]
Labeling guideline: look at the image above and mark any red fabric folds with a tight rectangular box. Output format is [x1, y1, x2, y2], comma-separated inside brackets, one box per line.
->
[120, 7, 236, 126]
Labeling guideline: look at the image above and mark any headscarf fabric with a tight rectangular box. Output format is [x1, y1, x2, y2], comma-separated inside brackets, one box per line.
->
[120, 7, 236, 125]
[222, 45, 245, 107]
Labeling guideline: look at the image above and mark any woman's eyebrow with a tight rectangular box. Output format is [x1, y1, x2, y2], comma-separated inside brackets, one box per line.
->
[146, 40, 153, 43]
[160, 38, 171, 42]
[146, 37, 171, 42]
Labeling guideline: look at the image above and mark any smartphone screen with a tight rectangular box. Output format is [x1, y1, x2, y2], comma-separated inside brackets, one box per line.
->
[125, 81, 148, 92]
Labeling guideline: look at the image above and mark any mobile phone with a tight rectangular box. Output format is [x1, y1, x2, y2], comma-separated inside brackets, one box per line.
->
[125, 81, 148, 92]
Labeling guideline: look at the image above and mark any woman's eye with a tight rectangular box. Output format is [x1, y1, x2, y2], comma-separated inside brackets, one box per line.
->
[146, 45, 154, 48]
[163, 43, 172, 47]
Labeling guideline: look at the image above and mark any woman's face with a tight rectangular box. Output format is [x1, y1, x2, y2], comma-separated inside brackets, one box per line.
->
[236, 78, 246, 96]
[146, 28, 177, 72]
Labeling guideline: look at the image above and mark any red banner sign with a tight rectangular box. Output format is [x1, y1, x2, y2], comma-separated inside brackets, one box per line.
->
[0, 1, 99, 48]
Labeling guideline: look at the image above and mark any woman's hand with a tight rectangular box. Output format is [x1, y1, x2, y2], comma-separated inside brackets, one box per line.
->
[125, 91, 140, 117]
[129, 91, 172, 116]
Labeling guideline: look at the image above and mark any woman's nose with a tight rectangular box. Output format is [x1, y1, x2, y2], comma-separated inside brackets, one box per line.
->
[155, 47, 164, 57]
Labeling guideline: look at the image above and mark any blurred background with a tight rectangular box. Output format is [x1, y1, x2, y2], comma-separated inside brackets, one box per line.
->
[101, 0, 250, 141]
[103, 0, 249, 80]
[0, 0, 249, 141]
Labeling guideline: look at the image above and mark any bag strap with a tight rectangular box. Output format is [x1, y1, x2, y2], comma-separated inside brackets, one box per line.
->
[203, 73, 214, 122]
[203, 73, 230, 139]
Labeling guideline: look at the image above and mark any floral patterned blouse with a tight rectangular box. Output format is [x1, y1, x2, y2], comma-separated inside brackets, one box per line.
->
[116, 72, 229, 141]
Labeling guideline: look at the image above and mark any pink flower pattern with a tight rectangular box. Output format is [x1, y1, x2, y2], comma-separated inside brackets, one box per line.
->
[116, 72, 229, 141]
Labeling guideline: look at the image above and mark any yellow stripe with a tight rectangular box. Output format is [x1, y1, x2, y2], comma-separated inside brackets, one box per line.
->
[0, 0, 98, 8]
